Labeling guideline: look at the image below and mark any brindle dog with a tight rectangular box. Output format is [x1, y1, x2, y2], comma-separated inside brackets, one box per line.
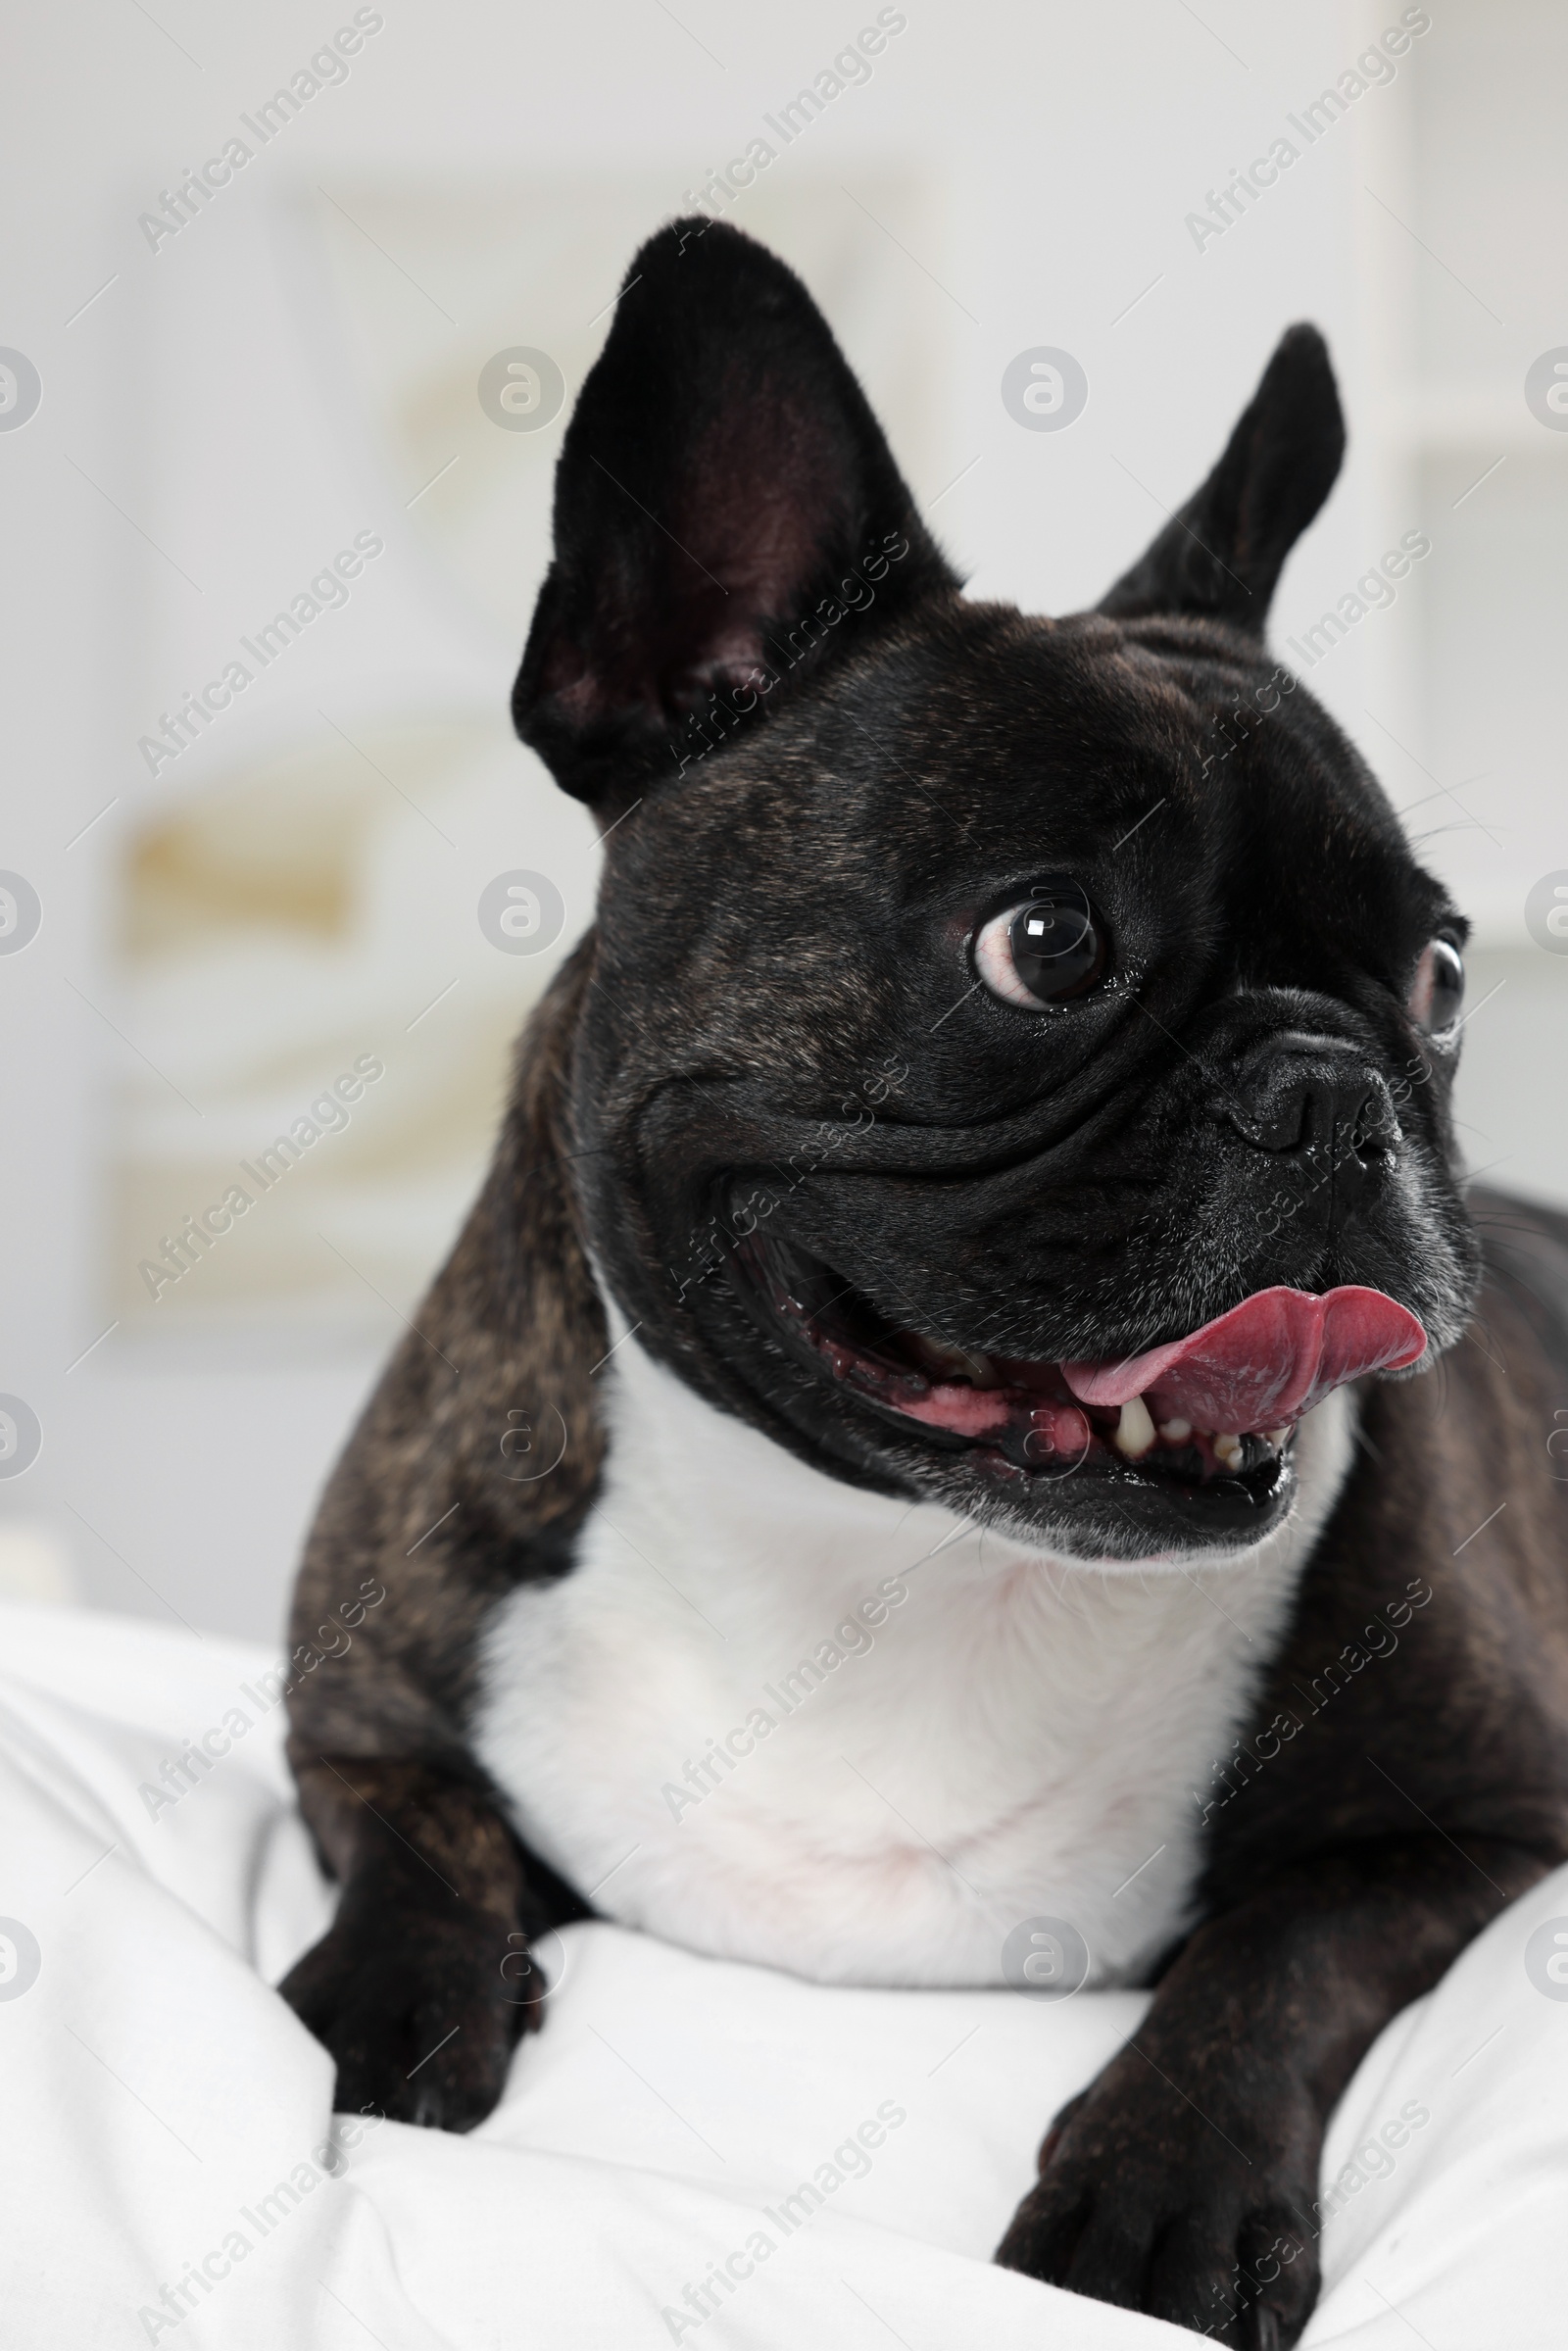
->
[280, 220, 1568, 2346]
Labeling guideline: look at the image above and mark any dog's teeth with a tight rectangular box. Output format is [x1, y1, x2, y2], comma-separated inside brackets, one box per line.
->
[1114, 1396, 1156, 1459]
[1212, 1433, 1245, 1471]
[1265, 1425, 1290, 1447]
[906, 1335, 998, 1386]
[1156, 1418, 1191, 1445]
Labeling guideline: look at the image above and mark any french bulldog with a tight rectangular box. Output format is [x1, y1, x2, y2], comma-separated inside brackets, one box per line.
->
[280, 219, 1568, 2346]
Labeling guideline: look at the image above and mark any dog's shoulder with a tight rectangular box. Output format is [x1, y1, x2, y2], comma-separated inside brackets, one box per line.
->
[285, 940, 607, 1757]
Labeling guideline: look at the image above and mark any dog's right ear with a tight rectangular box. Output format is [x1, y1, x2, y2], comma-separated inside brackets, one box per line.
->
[1097, 324, 1345, 634]
[512, 220, 957, 817]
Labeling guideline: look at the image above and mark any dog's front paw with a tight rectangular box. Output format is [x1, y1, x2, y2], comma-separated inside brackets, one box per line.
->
[279, 1878, 541, 2131]
[995, 2052, 1321, 2348]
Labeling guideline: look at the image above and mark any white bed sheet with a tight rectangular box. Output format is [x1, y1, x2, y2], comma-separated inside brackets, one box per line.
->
[2, 1601, 1562, 2348]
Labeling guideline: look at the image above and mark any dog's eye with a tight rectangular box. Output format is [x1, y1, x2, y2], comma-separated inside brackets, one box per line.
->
[974, 880, 1107, 1009]
[1408, 937, 1465, 1035]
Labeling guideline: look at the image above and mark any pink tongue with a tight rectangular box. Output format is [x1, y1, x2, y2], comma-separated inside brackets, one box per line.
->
[1062, 1286, 1426, 1432]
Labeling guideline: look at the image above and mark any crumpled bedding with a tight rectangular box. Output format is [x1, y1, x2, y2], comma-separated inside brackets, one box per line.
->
[3, 1600, 1562, 2347]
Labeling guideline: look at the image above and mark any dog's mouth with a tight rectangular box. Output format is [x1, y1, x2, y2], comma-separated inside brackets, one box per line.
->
[727, 1220, 1426, 1531]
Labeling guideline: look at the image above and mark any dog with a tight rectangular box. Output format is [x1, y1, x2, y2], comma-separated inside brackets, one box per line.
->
[279, 219, 1568, 2345]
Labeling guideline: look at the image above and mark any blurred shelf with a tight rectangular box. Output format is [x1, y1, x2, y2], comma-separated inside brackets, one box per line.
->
[1369, 390, 1568, 459]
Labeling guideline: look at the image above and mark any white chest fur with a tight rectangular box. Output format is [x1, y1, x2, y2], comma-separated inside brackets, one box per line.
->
[473, 1326, 1355, 1989]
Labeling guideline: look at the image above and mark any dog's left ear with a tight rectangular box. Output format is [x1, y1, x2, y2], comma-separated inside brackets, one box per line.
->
[513, 219, 958, 814]
[1098, 324, 1345, 634]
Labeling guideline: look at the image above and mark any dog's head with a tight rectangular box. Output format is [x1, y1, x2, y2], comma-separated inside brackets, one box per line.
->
[512, 220, 1477, 1563]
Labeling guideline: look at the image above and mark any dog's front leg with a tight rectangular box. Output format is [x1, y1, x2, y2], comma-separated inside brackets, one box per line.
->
[995, 1834, 1546, 2346]
[279, 1753, 575, 2131]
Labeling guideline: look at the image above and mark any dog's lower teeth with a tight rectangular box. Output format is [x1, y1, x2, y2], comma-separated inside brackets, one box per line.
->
[1212, 1433, 1245, 1471]
[1114, 1396, 1157, 1459]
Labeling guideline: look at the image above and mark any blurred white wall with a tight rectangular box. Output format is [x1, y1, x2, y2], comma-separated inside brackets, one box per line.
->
[1, 0, 1563, 1640]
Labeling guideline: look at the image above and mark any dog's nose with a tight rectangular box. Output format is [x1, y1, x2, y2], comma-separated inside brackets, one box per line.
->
[1225, 1035, 1395, 1199]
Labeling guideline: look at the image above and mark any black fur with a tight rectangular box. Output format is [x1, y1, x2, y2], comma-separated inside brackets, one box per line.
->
[281, 221, 1568, 2348]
